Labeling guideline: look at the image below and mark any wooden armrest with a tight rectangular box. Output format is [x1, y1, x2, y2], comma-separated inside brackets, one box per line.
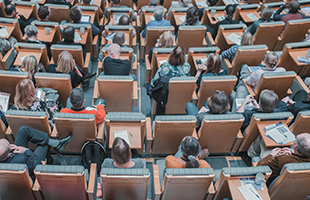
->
[136, 15, 141, 27]
[5, 126, 14, 144]
[132, 59, 137, 75]
[206, 182, 216, 200]
[92, 35, 99, 45]
[145, 117, 152, 155]
[206, 32, 215, 46]
[133, 81, 138, 107]
[242, 79, 255, 96]
[287, 88, 292, 95]
[202, 36, 208, 47]
[32, 179, 43, 200]
[145, 57, 152, 83]
[223, 58, 233, 75]
[93, 80, 99, 105]
[231, 130, 243, 153]
[97, 61, 103, 75]
[140, 33, 145, 46]
[252, 161, 258, 167]
[191, 91, 198, 105]
[1, 48, 15, 69]
[83, 52, 91, 72]
[87, 163, 97, 200]
[97, 122, 104, 144]
[99, 17, 104, 28]
[153, 164, 161, 200]
[295, 76, 310, 93]
[192, 128, 198, 139]
[51, 125, 58, 138]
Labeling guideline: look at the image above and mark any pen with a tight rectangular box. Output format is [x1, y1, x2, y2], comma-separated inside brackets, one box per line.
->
[249, 187, 261, 200]
[129, 133, 133, 143]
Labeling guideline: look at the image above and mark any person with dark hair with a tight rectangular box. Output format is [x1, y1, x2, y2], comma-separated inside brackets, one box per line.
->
[273, 0, 307, 28]
[38, 6, 51, 21]
[101, 137, 145, 168]
[69, 6, 100, 37]
[212, 4, 239, 39]
[186, 90, 231, 130]
[60, 88, 106, 124]
[5, 4, 33, 35]
[49, 0, 73, 8]
[181, 6, 199, 26]
[150, 45, 190, 86]
[198, 0, 218, 21]
[195, 53, 226, 92]
[118, 14, 136, 37]
[166, 0, 193, 20]
[165, 136, 210, 168]
[56, 26, 86, 59]
[248, 7, 273, 35]
[79, 0, 103, 19]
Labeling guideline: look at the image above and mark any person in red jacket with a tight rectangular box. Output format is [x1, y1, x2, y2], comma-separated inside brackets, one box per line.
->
[60, 88, 106, 124]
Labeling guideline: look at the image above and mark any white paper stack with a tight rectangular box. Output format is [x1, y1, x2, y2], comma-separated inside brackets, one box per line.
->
[246, 13, 259, 21]
[74, 31, 82, 42]
[238, 184, 263, 200]
[114, 130, 131, 147]
[264, 122, 295, 145]
[0, 26, 9, 37]
[226, 33, 241, 45]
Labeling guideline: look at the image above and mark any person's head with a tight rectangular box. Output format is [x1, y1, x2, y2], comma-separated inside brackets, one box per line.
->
[240, 31, 253, 46]
[70, 6, 82, 23]
[112, 0, 121, 5]
[150, 0, 159, 5]
[180, 136, 201, 168]
[289, 1, 300, 14]
[69, 88, 84, 108]
[83, 0, 91, 4]
[261, 7, 273, 21]
[264, 52, 279, 69]
[180, 0, 191, 7]
[185, 7, 198, 25]
[207, 90, 231, 114]
[14, 79, 36, 110]
[224, 4, 236, 18]
[5, 4, 17, 17]
[154, 6, 165, 20]
[62, 26, 75, 41]
[207, 0, 218, 6]
[0, 37, 11, 57]
[56, 51, 75, 74]
[294, 133, 310, 157]
[258, 89, 279, 112]
[168, 45, 186, 66]
[107, 44, 121, 59]
[24, 25, 38, 40]
[118, 14, 131, 25]
[111, 137, 131, 165]
[205, 53, 222, 74]
[157, 30, 173, 47]
[112, 32, 125, 46]
[38, 6, 51, 21]
[0, 139, 11, 161]
[20, 55, 38, 77]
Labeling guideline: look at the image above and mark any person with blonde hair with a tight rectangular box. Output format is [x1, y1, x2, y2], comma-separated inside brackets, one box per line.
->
[221, 31, 253, 62]
[11, 79, 38, 111]
[46, 51, 84, 88]
[195, 53, 226, 91]
[148, 30, 173, 62]
[249, 7, 274, 35]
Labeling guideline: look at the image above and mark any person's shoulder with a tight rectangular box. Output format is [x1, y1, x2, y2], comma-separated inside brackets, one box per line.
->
[101, 158, 114, 168]
[198, 160, 211, 168]
[132, 158, 146, 168]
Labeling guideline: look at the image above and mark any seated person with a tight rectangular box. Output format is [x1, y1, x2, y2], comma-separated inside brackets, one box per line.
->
[38, 6, 51, 22]
[165, 136, 210, 168]
[80, 0, 103, 20]
[101, 44, 131, 75]
[221, 31, 253, 63]
[138, 0, 159, 16]
[198, 0, 218, 21]
[248, 7, 273, 35]
[237, 89, 282, 133]
[212, 4, 239, 40]
[104, 0, 136, 21]
[180, 6, 200, 26]
[57, 26, 87, 59]
[8, 55, 39, 87]
[186, 90, 231, 130]
[141, 6, 172, 38]
[0, 126, 72, 178]
[60, 88, 106, 125]
[5, 4, 33, 35]
[67, 6, 100, 37]
[195, 53, 226, 92]
[24, 25, 52, 60]
[48, 0, 73, 8]
[150, 45, 190, 86]
[102, 137, 145, 168]
[148, 30, 173, 63]
[166, 0, 193, 20]
[118, 14, 136, 38]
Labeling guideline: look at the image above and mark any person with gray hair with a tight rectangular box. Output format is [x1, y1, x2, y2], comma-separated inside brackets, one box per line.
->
[0, 37, 12, 57]
[141, 5, 171, 38]
[257, 133, 310, 186]
[60, 88, 106, 124]
[166, 0, 193, 20]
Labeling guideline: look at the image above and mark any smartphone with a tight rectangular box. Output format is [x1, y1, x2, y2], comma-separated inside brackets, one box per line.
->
[196, 60, 202, 65]
[211, 17, 216, 21]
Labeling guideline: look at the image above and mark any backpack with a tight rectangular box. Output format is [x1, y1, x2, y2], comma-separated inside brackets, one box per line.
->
[81, 141, 107, 174]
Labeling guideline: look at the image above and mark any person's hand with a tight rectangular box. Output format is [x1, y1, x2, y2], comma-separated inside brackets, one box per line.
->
[197, 64, 204, 72]
[10, 144, 17, 151]
[281, 96, 295, 106]
[270, 148, 282, 157]
[280, 147, 292, 155]
[252, 99, 259, 108]
[12, 146, 27, 154]
[244, 95, 254, 104]
[198, 106, 208, 113]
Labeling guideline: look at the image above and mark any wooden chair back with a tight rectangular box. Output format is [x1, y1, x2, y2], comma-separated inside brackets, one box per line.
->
[0, 17, 22, 41]
[45, 4, 70, 23]
[290, 110, 310, 135]
[176, 25, 206, 53]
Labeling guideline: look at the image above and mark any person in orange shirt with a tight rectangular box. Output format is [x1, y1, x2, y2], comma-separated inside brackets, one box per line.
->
[60, 88, 106, 124]
[165, 136, 210, 168]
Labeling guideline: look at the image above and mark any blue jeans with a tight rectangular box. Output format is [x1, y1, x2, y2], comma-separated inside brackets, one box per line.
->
[185, 100, 208, 115]
[66, 98, 106, 109]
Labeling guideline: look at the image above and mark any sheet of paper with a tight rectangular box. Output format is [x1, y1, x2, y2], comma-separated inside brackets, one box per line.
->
[301, 7, 310, 14]
[240, 178, 264, 190]
[271, 10, 276, 19]
[74, 31, 82, 42]
[159, 60, 168, 65]
[238, 184, 263, 200]
[105, 32, 115, 42]
[223, 0, 238, 4]
[149, 16, 155, 20]
[298, 56, 310, 64]
[226, 33, 241, 45]
[0, 26, 9, 37]
[246, 13, 259, 21]
[114, 130, 131, 146]
[0, 92, 10, 113]
[217, 16, 225, 21]
[200, 57, 208, 63]
[114, 13, 123, 23]
[178, 15, 186, 22]
[81, 15, 90, 22]
[265, 122, 295, 145]
[248, 66, 261, 74]
[171, 1, 178, 5]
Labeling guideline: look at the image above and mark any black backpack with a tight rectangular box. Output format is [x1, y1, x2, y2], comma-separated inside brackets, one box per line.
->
[81, 141, 107, 175]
